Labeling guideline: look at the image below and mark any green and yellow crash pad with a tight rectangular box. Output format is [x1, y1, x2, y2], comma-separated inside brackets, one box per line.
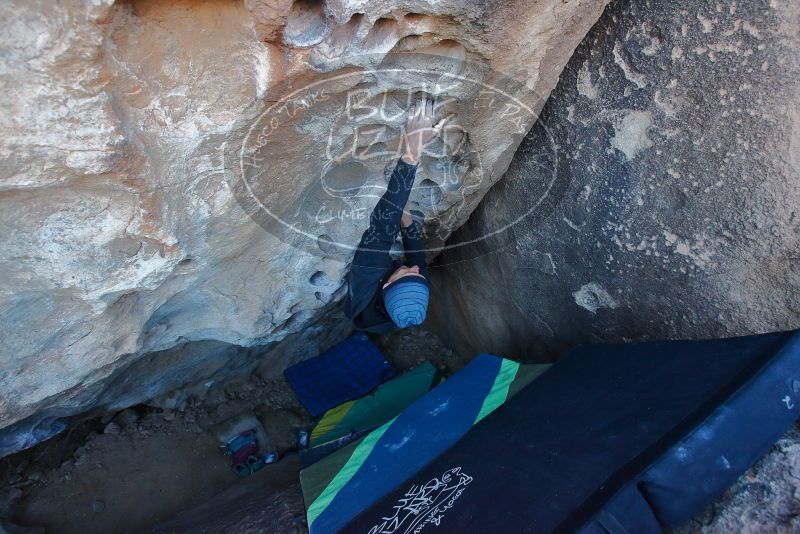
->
[309, 361, 443, 448]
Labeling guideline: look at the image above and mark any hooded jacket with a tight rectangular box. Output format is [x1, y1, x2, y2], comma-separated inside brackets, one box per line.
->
[343, 158, 429, 332]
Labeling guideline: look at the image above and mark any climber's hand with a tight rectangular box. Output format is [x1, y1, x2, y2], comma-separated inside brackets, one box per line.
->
[401, 98, 446, 165]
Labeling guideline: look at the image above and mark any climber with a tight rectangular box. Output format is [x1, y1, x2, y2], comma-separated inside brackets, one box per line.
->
[344, 98, 445, 332]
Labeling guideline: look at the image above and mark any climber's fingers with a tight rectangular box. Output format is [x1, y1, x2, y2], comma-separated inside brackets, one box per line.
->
[434, 114, 455, 132]
[406, 98, 438, 136]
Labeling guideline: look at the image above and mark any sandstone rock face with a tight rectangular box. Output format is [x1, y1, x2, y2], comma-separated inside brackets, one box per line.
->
[0, 0, 608, 454]
[429, 0, 800, 360]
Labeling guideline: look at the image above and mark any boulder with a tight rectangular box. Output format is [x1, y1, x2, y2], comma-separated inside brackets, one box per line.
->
[0, 0, 608, 454]
[429, 0, 800, 359]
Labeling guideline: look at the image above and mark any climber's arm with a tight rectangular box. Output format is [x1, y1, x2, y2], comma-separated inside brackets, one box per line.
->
[350, 97, 438, 269]
[401, 217, 428, 278]
[345, 98, 438, 322]
[350, 158, 418, 269]
[344, 158, 417, 323]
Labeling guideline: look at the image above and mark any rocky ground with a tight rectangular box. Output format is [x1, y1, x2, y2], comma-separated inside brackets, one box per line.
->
[1, 328, 798, 533]
[372, 324, 469, 373]
[0, 326, 463, 533]
[0, 374, 308, 534]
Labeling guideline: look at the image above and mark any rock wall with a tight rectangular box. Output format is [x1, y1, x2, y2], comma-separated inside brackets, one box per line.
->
[429, 0, 800, 360]
[0, 0, 609, 454]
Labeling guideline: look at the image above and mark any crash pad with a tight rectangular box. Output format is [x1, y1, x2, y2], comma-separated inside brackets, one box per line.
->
[284, 333, 395, 417]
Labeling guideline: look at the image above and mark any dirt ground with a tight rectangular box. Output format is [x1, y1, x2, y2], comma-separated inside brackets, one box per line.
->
[1, 327, 798, 533]
[0, 326, 463, 533]
[149, 456, 307, 534]
[372, 324, 469, 372]
[0, 372, 310, 534]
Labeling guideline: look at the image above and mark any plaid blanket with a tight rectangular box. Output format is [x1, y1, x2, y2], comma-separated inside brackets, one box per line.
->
[284, 333, 395, 417]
